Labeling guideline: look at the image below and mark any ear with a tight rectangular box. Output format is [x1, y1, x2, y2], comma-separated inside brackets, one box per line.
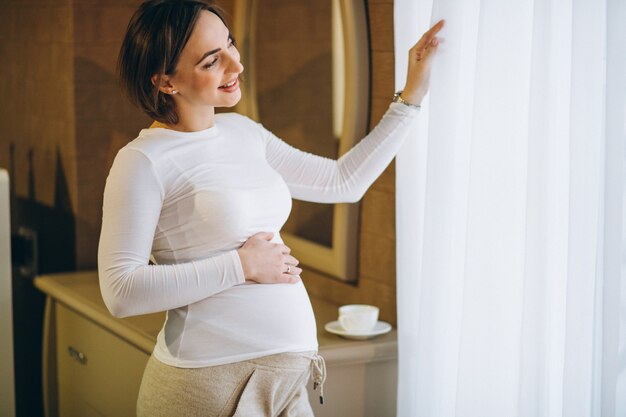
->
[151, 74, 177, 95]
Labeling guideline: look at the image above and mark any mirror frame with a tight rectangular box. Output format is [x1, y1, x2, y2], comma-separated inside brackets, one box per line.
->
[232, 0, 370, 282]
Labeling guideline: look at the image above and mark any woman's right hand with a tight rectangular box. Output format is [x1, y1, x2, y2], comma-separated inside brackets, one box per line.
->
[237, 232, 302, 284]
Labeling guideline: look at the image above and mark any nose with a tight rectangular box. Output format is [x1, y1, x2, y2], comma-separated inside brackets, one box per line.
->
[226, 48, 244, 74]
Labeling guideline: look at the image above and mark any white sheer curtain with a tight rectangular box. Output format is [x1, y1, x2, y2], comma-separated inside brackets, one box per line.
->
[394, 1, 626, 416]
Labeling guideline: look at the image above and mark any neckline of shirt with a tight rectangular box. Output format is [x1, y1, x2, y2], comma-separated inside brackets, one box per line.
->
[139, 123, 221, 140]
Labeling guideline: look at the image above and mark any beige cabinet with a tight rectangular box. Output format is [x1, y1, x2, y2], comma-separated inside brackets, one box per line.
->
[55, 303, 149, 417]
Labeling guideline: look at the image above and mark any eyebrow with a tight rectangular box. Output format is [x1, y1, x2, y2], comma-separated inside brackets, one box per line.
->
[195, 33, 232, 65]
[195, 47, 221, 65]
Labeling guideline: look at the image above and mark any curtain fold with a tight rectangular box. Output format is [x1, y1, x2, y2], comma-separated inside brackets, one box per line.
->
[394, 1, 626, 416]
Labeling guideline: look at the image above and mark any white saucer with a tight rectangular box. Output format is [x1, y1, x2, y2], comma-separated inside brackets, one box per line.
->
[324, 320, 392, 340]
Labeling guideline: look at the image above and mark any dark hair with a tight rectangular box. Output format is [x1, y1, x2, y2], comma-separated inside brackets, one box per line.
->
[117, 0, 230, 124]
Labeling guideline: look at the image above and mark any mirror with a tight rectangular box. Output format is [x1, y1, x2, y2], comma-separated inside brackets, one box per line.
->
[233, 0, 370, 282]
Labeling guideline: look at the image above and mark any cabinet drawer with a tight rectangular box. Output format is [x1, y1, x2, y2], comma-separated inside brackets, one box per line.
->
[56, 303, 150, 417]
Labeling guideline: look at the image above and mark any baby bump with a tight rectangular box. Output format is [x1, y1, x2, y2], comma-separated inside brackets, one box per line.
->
[170, 280, 318, 360]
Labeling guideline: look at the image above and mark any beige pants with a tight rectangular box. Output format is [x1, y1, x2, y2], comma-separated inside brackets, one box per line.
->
[137, 351, 324, 417]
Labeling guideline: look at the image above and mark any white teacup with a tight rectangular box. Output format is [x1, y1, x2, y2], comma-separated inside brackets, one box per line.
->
[338, 304, 379, 333]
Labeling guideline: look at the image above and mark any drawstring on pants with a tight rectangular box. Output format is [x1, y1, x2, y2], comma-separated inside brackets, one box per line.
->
[310, 354, 326, 405]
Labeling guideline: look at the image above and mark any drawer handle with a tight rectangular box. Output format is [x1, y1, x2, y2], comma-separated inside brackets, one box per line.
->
[68, 346, 87, 365]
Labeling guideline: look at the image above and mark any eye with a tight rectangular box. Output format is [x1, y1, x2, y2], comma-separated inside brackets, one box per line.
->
[203, 57, 219, 69]
[202, 37, 236, 69]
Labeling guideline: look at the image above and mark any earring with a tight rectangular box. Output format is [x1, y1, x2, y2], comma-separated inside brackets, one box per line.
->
[171, 90, 177, 94]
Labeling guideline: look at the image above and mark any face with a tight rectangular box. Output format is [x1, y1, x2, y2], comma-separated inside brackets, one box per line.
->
[161, 10, 244, 110]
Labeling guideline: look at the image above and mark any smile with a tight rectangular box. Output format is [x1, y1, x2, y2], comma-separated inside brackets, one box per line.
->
[219, 78, 238, 89]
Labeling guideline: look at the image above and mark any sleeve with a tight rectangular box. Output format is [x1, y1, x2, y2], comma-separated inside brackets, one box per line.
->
[261, 102, 420, 203]
[97, 148, 245, 318]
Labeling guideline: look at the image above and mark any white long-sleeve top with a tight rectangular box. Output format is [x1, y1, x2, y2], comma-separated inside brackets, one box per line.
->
[97, 102, 419, 367]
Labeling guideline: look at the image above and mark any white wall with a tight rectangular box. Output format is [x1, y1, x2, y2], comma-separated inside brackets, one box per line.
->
[0, 169, 16, 417]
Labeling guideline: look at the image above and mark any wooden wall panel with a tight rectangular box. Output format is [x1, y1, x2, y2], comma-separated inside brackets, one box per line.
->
[300, 1, 400, 326]
[1, 1, 76, 211]
[72, 0, 148, 268]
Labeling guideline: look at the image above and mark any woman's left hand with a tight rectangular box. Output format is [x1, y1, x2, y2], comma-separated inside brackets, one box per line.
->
[400, 19, 445, 106]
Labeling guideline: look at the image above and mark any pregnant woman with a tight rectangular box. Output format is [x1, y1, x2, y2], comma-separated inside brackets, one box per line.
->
[97, 0, 443, 415]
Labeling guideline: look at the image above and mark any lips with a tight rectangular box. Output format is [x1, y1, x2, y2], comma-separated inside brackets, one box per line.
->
[218, 77, 238, 89]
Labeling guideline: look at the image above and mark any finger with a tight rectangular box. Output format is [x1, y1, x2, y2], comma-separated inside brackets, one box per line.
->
[414, 19, 445, 50]
[423, 36, 441, 54]
[426, 19, 445, 38]
[283, 255, 299, 266]
[416, 35, 441, 61]
[286, 266, 302, 276]
[276, 244, 291, 254]
[277, 274, 292, 283]
[279, 274, 301, 284]
[281, 263, 301, 275]
[415, 24, 442, 50]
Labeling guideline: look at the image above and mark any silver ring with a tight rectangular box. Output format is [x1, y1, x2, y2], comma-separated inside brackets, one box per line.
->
[286, 265, 291, 274]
